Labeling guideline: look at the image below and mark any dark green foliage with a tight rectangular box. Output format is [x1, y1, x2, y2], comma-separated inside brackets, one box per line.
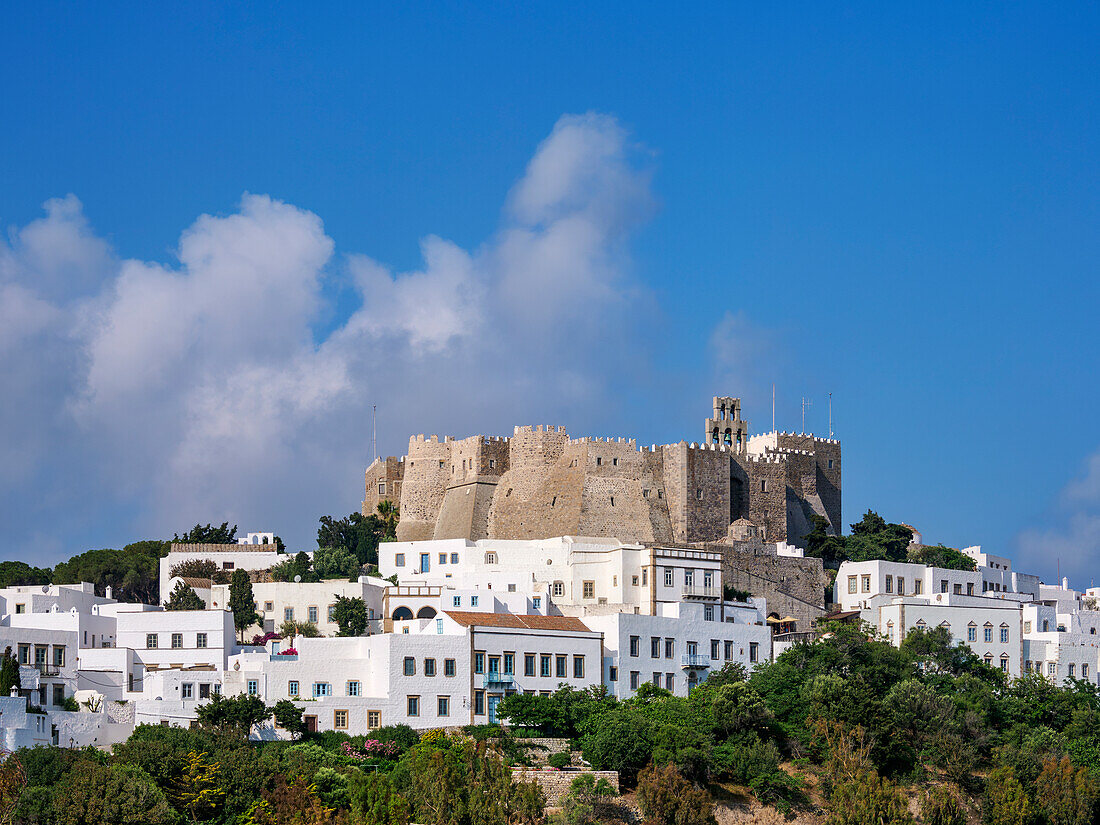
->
[803, 510, 914, 565]
[547, 750, 572, 769]
[168, 558, 232, 584]
[228, 568, 259, 639]
[162, 580, 204, 610]
[49, 762, 180, 824]
[173, 522, 237, 544]
[636, 762, 715, 825]
[272, 699, 307, 738]
[269, 551, 319, 583]
[0, 646, 21, 697]
[0, 560, 52, 588]
[331, 594, 368, 636]
[51, 546, 161, 603]
[194, 692, 269, 736]
[907, 543, 977, 571]
[318, 511, 392, 567]
[313, 545, 362, 580]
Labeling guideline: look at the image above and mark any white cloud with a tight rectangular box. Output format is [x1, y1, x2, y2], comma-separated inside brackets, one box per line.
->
[1017, 447, 1100, 585]
[0, 113, 683, 556]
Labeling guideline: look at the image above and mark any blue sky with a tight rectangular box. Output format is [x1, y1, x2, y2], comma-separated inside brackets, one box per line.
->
[2, 4, 1099, 584]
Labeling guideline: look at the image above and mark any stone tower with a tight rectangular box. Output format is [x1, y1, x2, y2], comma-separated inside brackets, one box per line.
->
[705, 397, 749, 453]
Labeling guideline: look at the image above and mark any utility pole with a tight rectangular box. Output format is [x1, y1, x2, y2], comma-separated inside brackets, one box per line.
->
[801, 397, 813, 435]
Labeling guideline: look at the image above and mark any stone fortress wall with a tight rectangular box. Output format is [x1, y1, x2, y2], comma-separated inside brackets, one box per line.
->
[363, 397, 841, 550]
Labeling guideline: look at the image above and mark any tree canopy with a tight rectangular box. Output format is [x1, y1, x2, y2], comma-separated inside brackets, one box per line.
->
[163, 580, 205, 611]
[173, 522, 238, 544]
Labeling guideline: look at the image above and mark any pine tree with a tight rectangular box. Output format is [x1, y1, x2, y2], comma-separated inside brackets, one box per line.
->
[228, 569, 259, 642]
[164, 580, 205, 610]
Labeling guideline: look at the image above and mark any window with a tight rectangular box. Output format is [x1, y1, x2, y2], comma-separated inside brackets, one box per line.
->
[474, 652, 485, 674]
[760, 479, 768, 493]
[489, 459, 496, 469]
[915, 580, 923, 595]
[651, 637, 661, 658]
[504, 653, 514, 675]
[17, 645, 28, 665]
[407, 696, 420, 717]
[967, 583, 974, 596]
[1025, 621, 1032, 633]
[664, 569, 674, 587]
[424, 658, 436, 677]
[247, 680, 258, 696]
[347, 681, 361, 696]
[984, 626, 993, 643]
[540, 655, 551, 677]
[53, 646, 65, 667]
[222, 561, 234, 570]
[146, 634, 158, 649]
[583, 581, 595, 599]
[724, 640, 733, 660]
[474, 691, 485, 715]
[704, 605, 714, 622]
[848, 576, 857, 594]
[308, 606, 318, 624]
[368, 711, 381, 728]
[861, 575, 871, 593]
[196, 633, 207, 649]
[199, 683, 211, 699]
[666, 673, 675, 690]
[940, 580, 949, 594]
[334, 710, 348, 729]
[630, 671, 640, 689]
[404, 657, 416, 676]
[395, 554, 405, 567]
[556, 655, 567, 678]
[596, 457, 602, 466]
[171, 633, 183, 649]
[685, 569, 694, 586]
[711, 640, 720, 660]
[749, 642, 759, 663]
[14, 604, 24, 614]
[1048, 662, 1056, 676]
[1000, 627, 1010, 643]
[664, 638, 674, 659]
[182, 683, 193, 700]
[451, 553, 459, 564]
[533, 597, 541, 609]
[953, 584, 962, 595]
[967, 624, 977, 642]
[653, 672, 662, 685]
[52, 684, 65, 705]
[436, 618, 443, 634]
[642, 569, 648, 586]
[313, 683, 331, 697]
[630, 636, 640, 657]
[444, 658, 456, 677]
[1085, 664, 1090, 680]
[438, 696, 450, 716]
[379, 482, 387, 495]
[552, 581, 564, 597]
[897, 577, 905, 595]
[485, 553, 497, 565]
[1070, 664, 1076, 678]
[285, 607, 294, 622]
[573, 656, 585, 678]
[471, 596, 479, 607]
[525, 654, 536, 676]
[289, 681, 299, 697]
[885, 575, 892, 593]
[453, 596, 461, 607]
[35, 646, 46, 666]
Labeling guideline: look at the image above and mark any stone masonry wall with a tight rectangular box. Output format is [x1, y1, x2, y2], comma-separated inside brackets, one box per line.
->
[512, 770, 620, 806]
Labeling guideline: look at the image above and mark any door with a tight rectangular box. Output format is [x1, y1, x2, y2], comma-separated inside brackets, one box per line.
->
[420, 553, 430, 573]
[487, 694, 500, 723]
[304, 715, 317, 733]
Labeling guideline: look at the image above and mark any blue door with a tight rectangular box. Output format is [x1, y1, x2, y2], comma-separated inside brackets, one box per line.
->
[488, 694, 500, 723]
[420, 553, 430, 573]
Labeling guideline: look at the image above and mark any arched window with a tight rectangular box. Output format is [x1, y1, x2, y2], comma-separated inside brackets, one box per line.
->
[724, 428, 732, 446]
[416, 606, 437, 619]
[392, 606, 414, 621]
[712, 427, 720, 443]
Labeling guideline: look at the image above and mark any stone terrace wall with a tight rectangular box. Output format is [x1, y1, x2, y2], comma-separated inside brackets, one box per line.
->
[512, 770, 620, 806]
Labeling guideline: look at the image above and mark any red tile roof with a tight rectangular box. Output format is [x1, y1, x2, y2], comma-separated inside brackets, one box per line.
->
[444, 611, 592, 633]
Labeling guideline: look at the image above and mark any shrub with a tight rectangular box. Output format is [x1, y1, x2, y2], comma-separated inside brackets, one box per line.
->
[985, 765, 1033, 825]
[636, 763, 715, 825]
[548, 751, 572, 769]
[825, 770, 912, 825]
[921, 786, 965, 825]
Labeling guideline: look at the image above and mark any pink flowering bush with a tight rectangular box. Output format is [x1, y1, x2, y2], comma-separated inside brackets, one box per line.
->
[251, 631, 281, 646]
[342, 739, 399, 759]
[277, 647, 298, 656]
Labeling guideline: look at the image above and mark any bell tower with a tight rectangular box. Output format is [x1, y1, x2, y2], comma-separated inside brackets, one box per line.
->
[705, 396, 749, 453]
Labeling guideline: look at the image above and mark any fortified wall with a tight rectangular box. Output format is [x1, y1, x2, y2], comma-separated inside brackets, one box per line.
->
[362, 397, 841, 549]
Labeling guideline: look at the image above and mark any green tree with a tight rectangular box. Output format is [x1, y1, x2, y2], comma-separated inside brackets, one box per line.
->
[636, 763, 715, 825]
[163, 580, 205, 611]
[376, 500, 399, 539]
[167, 750, 225, 822]
[279, 619, 321, 638]
[907, 543, 977, 571]
[0, 560, 52, 588]
[194, 693, 269, 737]
[50, 762, 179, 824]
[228, 569, 259, 641]
[0, 645, 22, 697]
[272, 699, 306, 739]
[826, 770, 912, 825]
[52, 547, 161, 603]
[313, 546, 361, 580]
[561, 773, 618, 825]
[173, 522, 237, 544]
[318, 511, 392, 567]
[169, 558, 232, 584]
[331, 595, 368, 636]
[268, 551, 319, 583]
[985, 765, 1033, 825]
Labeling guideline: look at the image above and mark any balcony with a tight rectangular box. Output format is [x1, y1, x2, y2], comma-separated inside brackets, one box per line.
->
[483, 672, 515, 688]
[34, 664, 60, 677]
[681, 585, 721, 600]
[681, 654, 711, 669]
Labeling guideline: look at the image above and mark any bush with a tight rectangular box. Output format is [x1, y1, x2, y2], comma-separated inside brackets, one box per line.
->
[985, 765, 1033, 825]
[636, 763, 715, 825]
[548, 751, 572, 769]
[826, 770, 912, 825]
[921, 786, 965, 825]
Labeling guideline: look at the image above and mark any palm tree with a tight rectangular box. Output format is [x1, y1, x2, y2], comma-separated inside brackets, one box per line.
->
[375, 500, 398, 539]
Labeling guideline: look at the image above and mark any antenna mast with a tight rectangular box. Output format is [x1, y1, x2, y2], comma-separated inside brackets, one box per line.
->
[772, 384, 775, 432]
[801, 397, 813, 435]
[828, 392, 833, 438]
[372, 405, 377, 462]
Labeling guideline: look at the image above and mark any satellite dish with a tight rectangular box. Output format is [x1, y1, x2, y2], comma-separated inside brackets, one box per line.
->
[294, 575, 302, 583]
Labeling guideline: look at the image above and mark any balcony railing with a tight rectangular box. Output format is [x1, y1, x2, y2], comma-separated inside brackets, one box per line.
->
[681, 585, 721, 600]
[681, 654, 711, 669]
[34, 664, 60, 677]
[483, 672, 515, 688]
